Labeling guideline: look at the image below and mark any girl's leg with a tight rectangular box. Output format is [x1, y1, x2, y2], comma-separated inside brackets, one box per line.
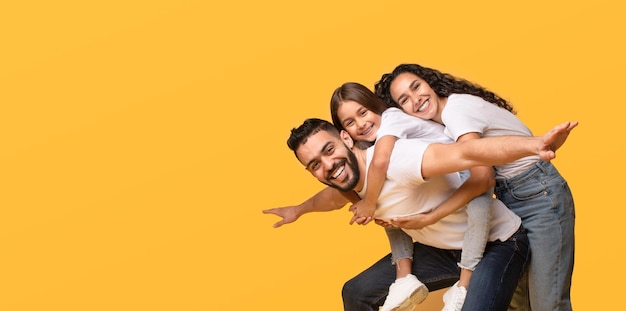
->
[456, 169, 494, 288]
[379, 227, 428, 311]
[442, 189, 493, 311]
[458, 188, 494, 287]
[385, 226, 414, 278]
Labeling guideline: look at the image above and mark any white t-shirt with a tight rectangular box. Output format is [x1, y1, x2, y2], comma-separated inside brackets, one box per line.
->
[378, 107, 451, 144]
[442, 94, 539, 179]
[360, 139, 521, 249]
[358, 108, 521, 249]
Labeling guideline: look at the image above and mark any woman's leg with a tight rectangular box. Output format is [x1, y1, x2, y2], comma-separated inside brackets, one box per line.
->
[496, 161, 575, 311]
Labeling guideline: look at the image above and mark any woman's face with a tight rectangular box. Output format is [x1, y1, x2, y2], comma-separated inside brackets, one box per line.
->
[336, 100, 381, 143]
[389, 72, 442, 121]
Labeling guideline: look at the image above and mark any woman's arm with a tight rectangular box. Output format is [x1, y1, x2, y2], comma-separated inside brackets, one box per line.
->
[393, 133, 494, 229]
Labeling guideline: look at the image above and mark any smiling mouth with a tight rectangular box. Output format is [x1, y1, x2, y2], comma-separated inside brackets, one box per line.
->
[360, 124, 373, 137]
[416, 99, 429, 113]
[328, 161, 346, 180]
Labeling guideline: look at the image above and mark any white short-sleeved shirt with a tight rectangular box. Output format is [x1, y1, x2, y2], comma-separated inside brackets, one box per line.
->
[358, 111, 521, 249]
[442, 94, 539, 179]
[378, 107, 451, 144]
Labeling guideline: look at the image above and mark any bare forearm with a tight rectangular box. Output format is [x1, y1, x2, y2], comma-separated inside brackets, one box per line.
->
[363, 159, 388, 205]
[427, 186, 477, 223]
[423, 136, 539, 178]
[422, 121, 576, 178]
[298, 186, 350, 215]
[365, 136, 395, 205]
[462, 135, 539, 166]
[428, 170, 493, 223]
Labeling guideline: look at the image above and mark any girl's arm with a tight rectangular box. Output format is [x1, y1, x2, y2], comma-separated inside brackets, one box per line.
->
[352, 135, 397, 221]
[262, 186, 351, 228]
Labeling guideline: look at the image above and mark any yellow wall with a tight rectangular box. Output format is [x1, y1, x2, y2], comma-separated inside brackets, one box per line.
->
[1, 1, 623, 310]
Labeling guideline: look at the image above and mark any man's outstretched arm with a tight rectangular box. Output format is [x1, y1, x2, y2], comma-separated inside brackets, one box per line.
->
[421, 121, 578, 178]
[262, 186, 352, 228]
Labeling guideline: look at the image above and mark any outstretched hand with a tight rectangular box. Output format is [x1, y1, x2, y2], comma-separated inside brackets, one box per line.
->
[538, 121, 578, 161]
[262, 206, 301, 228]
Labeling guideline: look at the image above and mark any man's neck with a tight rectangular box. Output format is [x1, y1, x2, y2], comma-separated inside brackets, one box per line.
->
[352, 147, 367, 193]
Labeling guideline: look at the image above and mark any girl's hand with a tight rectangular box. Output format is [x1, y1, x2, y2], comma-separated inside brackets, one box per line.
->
[350, 200, 376, 225]
[349, 204, 373, 225]
[352, 201, 376, 219]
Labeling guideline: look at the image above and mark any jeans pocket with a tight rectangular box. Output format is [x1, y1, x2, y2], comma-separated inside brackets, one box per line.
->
[506, 178, 547, 201]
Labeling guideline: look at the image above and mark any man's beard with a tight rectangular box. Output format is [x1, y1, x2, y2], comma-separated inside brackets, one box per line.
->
[323, 149, 360, 192]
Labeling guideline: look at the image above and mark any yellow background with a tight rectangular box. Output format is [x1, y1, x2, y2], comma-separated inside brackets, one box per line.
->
[1, 1, 623, 310]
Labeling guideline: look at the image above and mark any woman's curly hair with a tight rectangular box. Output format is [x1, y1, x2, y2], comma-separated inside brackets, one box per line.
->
[374, 63, 515, 114]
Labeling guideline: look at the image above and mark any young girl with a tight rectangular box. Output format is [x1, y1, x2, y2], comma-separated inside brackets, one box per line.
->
[330, 82, 496, 311]
[375, 63, 575, 311]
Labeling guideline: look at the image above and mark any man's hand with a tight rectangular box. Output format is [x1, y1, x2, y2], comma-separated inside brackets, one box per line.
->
[262, 206, 301, 228]
[538, 121, 578, 161]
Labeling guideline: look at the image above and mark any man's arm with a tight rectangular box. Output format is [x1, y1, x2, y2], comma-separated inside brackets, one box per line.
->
[409, 132, 495, 228]
[262, 186, 351, 228]
[421, 121, 578, 179]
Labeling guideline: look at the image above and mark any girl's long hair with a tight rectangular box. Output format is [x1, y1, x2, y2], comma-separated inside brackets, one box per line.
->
[330, 82, 388, 132]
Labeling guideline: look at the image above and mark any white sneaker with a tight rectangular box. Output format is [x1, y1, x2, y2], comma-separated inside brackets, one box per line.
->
[441, 281, 467, 311]
[380, 274, 428, 311]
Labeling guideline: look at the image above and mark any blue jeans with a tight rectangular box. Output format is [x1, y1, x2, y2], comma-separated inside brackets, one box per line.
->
[385, 227, 414, 264]
[495, 161, 575, 311]
[385, 170, 494, 269]
[342, 227, 529, 311]
[458, 169, 494, 270]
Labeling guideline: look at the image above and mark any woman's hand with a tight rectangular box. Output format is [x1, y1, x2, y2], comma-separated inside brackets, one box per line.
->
[389, 213, 435, 230]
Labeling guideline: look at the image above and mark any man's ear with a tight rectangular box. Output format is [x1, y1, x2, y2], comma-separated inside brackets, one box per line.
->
[340, 130, 354, 149]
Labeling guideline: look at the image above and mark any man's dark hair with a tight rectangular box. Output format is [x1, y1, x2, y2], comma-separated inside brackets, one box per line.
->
[287, 118, 339, 158]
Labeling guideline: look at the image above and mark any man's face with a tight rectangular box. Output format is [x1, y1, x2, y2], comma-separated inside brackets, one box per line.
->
[295, 130, 360, 192]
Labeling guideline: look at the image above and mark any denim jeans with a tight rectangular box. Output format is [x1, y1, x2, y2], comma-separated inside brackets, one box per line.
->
[458, 169, 494, 271]
[342, 227, 529, 311]
[495, 161, 574, 311]
[385, 227, 414, 264]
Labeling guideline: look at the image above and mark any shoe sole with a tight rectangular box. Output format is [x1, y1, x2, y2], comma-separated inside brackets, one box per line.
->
[389, 285, 428, 311]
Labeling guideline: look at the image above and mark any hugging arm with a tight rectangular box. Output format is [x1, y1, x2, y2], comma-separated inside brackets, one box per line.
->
[393, 133, 495, 229]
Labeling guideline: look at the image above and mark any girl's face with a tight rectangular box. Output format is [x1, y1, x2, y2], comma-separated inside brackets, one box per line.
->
[389, 72, 443, 122]
[336, 100, 381, 143]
